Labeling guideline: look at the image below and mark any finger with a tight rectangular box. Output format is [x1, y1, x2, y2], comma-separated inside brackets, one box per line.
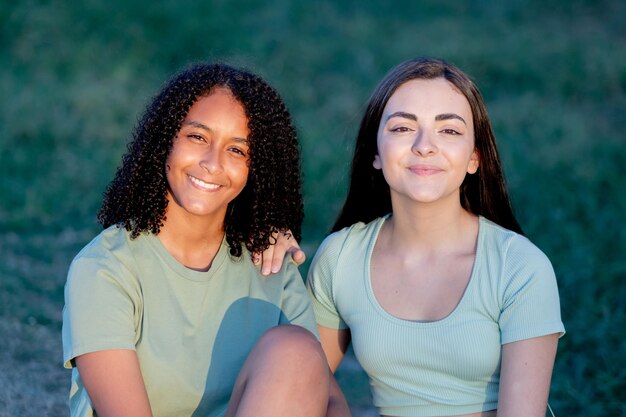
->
[289, 248, 306, 266]
[282, 231, 305, 266]
[270, 230, 296, 273]
[272, 256, 284, 274]
[261, 245, 275, 276]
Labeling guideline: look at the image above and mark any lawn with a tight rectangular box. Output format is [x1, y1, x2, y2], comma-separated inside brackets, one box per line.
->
[1, 1, 625, 416]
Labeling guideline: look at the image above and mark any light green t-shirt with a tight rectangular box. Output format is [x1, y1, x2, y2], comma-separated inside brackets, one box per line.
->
[307, 215, 565, 417]
[62, 225, 317, 417]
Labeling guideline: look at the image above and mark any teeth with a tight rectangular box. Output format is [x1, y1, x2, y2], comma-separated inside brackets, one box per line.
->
[189, 175, 220, 190]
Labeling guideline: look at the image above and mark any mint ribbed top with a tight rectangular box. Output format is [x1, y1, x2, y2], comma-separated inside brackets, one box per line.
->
[307, 216, 565, 417]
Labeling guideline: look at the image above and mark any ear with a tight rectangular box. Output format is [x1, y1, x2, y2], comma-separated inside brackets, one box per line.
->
[373, 154, 382, 170]
[467, 148, 480, 174]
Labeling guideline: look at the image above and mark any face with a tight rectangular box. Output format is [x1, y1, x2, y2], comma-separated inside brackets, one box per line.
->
[165, 88, 250, 221]
[373, 77, 479, 207]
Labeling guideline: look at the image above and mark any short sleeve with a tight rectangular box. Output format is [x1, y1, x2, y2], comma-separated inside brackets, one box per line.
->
[278, 259, 320, 339]
[62, 248, 141, 369]
[306, 233, 349, 330]
[499, 236, 565, 344]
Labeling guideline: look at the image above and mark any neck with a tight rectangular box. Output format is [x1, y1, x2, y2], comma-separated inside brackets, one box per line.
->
[156, 201, 227, 271]
[383, 195, 478, 254]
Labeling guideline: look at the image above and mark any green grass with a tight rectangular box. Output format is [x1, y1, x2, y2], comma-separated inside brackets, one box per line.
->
[1, 1, 625, 416]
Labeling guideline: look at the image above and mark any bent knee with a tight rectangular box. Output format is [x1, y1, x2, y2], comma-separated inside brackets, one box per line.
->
[254, 325, 327, 370]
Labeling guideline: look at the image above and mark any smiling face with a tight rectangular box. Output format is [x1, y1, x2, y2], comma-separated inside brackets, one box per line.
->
[373, 77, 479, 208]
[165, 88, 250, 222]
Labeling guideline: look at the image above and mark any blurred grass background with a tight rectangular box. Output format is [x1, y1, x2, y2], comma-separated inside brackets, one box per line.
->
[1, 0, 625, 416]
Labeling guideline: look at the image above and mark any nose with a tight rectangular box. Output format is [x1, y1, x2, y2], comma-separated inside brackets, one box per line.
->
[199, 147, 223, 174]
[411, 129, 437, 156]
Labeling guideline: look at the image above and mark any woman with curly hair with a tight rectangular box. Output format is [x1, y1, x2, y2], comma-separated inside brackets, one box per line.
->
[62, 63, 349, 417]
[306, 57, 565, 417]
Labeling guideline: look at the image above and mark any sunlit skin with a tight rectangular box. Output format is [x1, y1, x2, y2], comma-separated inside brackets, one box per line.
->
[373, 78, 479, 212]
[165, 88, 250, 222]
[160, 88, 305, 273]
[157, 88, 251, 271]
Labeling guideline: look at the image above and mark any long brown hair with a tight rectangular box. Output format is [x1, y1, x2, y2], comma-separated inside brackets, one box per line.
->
[333, 57, 522, 234]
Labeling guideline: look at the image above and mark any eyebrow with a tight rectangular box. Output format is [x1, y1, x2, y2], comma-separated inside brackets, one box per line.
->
[435, 113, 467, 125]
[183, 120, 249, 145]
[385, 111, 417, 122]
[385, 111, 467, 126]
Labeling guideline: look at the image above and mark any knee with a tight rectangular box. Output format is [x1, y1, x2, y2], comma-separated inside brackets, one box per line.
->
[228, 326, 331, 415]
[254, 325, 328, 374]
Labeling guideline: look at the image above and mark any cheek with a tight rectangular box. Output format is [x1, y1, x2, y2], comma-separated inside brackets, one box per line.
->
[376, 141, 400, 167]
[234, 163, 250, 186]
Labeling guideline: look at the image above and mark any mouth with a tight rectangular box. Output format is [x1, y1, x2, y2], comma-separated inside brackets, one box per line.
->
[408, 165, 443, 175]
[188, 175, 221, 191]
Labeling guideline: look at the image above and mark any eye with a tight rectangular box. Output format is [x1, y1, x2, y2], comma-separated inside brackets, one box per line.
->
[229, 146, 248, 157]
[389, 126, 413, 133]
[440, 128, 461, 135]
[188, 134, 207, 142]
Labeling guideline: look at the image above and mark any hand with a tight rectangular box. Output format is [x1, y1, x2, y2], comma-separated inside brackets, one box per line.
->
[253, 230, 306, 276]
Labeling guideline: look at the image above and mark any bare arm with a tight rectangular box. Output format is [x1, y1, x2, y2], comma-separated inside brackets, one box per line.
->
[318, 326, 351, 373]
[497, 333, 559, 417]
[75, 349, 152, 417]
[253, 230, 306, 276]
[318, 326, 352, 416]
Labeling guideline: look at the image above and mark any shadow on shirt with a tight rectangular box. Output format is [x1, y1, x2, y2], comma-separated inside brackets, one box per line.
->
[191, 297, 288, 417]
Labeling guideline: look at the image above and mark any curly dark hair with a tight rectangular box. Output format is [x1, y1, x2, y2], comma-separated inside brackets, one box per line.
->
[333, 57, 522, 235]
[98, 63, 304, 258]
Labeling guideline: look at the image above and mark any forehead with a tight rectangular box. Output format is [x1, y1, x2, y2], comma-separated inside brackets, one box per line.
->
[185, 88, 247, 120]
[179, 88, 250, 140]
[384, 78, 471, 117]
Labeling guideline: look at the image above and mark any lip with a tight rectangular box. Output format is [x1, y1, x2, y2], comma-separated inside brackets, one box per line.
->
[188, 174, 222, 191]
[407, 164, 443, 175]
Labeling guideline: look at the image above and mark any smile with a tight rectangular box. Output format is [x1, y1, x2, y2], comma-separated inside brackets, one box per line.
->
[188, 175, 221, 191]
[408, 165, 443, 175]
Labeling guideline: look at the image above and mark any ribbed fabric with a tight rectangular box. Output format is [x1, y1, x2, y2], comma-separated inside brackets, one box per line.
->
[307, 216, 565, 417]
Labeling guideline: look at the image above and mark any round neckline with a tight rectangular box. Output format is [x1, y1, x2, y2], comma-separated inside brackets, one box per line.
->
[143, 232, 230, 282]
[364, 215, 484, 327]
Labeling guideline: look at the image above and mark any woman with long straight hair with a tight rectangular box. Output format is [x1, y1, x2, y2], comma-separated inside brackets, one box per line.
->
[307, 57, 565, 417]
